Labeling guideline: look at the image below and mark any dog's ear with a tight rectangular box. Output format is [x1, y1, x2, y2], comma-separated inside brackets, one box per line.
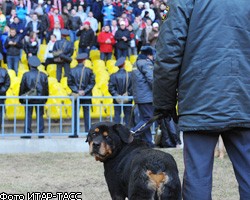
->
[112, 124, 134, 144]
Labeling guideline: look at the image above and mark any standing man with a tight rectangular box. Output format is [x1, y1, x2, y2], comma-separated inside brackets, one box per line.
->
[76, 21, 95, 56]
[0, 53, 10, 130]
[19, 56, 49, 139]
[108, 57, 133, 126]
[130, 46, 155, 146]
[114, 20, 131, 59]
[67, 53, 95, 138]
[4, 28, 23, 76]
[153, 1, 250, 199]
[67, 9, 82, 43]
[52, 29, 73, 82]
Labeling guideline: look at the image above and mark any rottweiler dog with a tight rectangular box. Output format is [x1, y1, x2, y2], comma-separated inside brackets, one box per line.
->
[86, 122, 181, 200]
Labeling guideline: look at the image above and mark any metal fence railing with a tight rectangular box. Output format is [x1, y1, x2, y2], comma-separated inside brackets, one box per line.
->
[0, 95, 134, 138]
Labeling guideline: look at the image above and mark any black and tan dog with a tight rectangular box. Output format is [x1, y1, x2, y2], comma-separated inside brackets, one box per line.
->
[86, 122, 181, 200]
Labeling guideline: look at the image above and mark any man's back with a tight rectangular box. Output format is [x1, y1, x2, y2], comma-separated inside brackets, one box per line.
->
[155, 0, 250, 131]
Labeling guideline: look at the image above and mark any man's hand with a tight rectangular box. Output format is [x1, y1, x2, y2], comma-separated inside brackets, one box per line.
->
[154, 108, 178, 123]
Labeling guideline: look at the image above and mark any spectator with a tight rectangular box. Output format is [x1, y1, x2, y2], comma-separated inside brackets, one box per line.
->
[85, 11, 98, 33]
[6, 9, 16, 26]
[52, 29, 73, 82]
[141, 2, 155, 22]
[153, 0, 250, 199]
[141, 18, 152, 46]
[4, 28, 23, 75]
[25, 12, 43, 44]
[67, 9, 82, 42]
[61, 6, 70, 27]
[108, 57, 133, 125]
[76, 21, 95, 55]
[1, 26, 10, 63]
[8, 16, 26, 39]
[148, 22, 159, 48]
[16, 0, 27, 27]
[44, 34, 57, 68]
[114, 20, 130, 59]
[76, 5, 87, 23]
[133, 1, 144, 17]
[44, 0, 53, 13]
[34, 0, 44, 16]
[2, 0, 15, 17]
[0, 53, 10, 130]
[19, 56, 49, 139]
[48, 7, 64, 32]
[48, 21, 61, 41]
[101, 0, 115, 26]
[112, 0, 123, 18]
[127, 24, 137, 56]
[130, 46, 155, 146]
[67, 53, 95, 137]
[97, 24, 115, 61]
[110, 19, 118, 36]
[24, 31, 39, 58]
[0, 9, 7, 33]
[132, 15, 145, 54]
[92, 0, 103, 26]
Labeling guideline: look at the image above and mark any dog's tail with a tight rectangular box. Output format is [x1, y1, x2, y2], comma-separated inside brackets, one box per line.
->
[146, 170, 168, 200]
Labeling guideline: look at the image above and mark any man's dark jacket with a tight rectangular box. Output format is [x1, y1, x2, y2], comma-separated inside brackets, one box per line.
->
[76, 28, 95, 49]
[53, 38, 74, 62]
[4, 35, 23, 56]
[19, 68, 49, 104]
[0, 67, 10, 103]
[132, 54, 153, 104]
[115, 28, 131, 50]
[108, 68, 133, 104]
[154, 0, 250, 131]
[67, 63, 95, 102]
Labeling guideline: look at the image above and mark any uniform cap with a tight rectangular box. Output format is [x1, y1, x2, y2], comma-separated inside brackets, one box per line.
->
[28, 56, 41, 67]
[140, 46, 156, 56]
[61, 29, 69, 36]
[76, 53, 88, 61]
[115, 57, 126, 67]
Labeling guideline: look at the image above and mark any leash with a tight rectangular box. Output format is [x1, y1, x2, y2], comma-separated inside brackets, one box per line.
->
[130, 114, 163, 136]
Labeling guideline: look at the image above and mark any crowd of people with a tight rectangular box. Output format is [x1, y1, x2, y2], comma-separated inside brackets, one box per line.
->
[0, 0, 169, 76]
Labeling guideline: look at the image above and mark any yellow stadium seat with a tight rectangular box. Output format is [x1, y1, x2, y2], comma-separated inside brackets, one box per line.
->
[70, 59, 78, 68]
[17, 69, 29, 80]
[1, 62, 7, 69]
[8, 69, 17, 80]
[84, 59, 92, 69]
[106, 60, 118, 74]
[45, 98, 68, 119]
[60, 77, 72, 94]
[90, 50, 100, 61]
[38, 44, 47, 63]
[47, 64, 57, 78]
[19, 63, 29, 71]
[5, 99, 25, 120]
[130, 55, 137, 64]
[21, 50, 27, 64]
[74, 40, 79, 52]
[11, 77, 21, 96]
[125, 60, 133, 72]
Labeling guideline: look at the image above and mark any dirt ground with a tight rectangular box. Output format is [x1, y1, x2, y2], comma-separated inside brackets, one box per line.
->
[0, 149, 239, 200]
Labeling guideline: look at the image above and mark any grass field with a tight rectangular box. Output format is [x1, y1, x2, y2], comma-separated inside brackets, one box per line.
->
[0, 149, 239, 200]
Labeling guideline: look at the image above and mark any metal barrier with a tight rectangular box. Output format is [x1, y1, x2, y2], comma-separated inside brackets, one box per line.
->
[0, 95, 134, 138]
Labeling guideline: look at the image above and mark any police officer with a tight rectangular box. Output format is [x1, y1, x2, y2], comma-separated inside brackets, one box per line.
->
[52, 29, 74, 82]
[19, 56, 49, 139]
[153, 0, 250, 199]
[67, 53, 95, 138]
[108, 57, 133, 125]
[0, 53, 10, 129]
[130, 46, 155, 146]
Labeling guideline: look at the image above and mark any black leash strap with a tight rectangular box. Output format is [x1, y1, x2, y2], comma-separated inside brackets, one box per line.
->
[131, 114, 163, 136]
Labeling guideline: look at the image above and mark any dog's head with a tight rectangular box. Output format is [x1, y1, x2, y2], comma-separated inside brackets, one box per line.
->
[86, 122, 134, 162]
